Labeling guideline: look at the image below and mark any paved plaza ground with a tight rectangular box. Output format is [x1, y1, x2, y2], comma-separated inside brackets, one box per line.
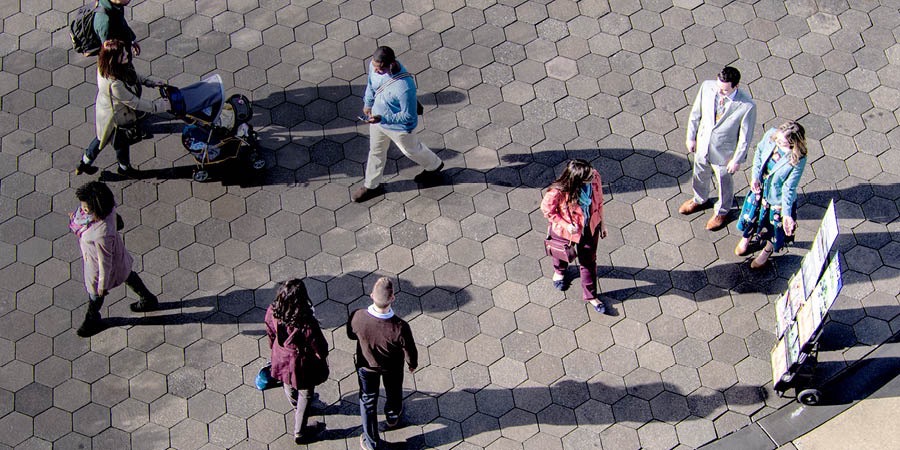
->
[1, 0, 899, 448]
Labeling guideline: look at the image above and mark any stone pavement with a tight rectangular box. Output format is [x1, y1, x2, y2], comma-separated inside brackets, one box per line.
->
[1, 0, 899, 449]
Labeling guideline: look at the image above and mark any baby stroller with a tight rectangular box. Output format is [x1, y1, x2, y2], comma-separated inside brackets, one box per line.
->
[160, 74, 266, 182]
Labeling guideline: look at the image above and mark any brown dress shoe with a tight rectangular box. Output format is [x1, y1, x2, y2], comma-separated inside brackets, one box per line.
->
[679, 199, 704, 214]
[351, 185, 385, 203]
[705, 214, 727, 231]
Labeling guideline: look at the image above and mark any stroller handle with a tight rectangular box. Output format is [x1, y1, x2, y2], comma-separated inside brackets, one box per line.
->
[159, 85, 187, 118]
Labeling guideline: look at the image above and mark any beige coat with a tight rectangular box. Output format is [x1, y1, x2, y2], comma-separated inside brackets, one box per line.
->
[79, 208, 133, 296]
[95, 69, 166, 149]
[685, 79, 757, 166]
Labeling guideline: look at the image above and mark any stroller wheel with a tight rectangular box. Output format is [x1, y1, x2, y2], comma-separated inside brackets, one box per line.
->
[252, 158, 266, 170]
[193, 170, 209, 182]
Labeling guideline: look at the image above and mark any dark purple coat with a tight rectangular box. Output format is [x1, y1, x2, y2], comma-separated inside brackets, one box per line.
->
[264, 306, 329, 389]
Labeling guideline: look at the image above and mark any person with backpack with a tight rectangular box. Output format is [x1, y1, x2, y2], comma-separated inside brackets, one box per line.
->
[264, 279, 330, 444]
[95, 0, 140, 55]
[75, 39, 168, 177]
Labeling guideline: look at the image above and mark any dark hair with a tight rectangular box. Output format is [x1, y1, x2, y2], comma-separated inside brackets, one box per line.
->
[75, 181, 115, 219]
[98, 39, 136, 83]
[373, 46, 396, 65]
[550, 159, 594, 204]
[271, 279, 317, 328]
[717, 66, 741, 87]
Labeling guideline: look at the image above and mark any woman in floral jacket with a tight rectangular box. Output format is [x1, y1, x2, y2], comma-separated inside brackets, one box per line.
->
[541, 159, 609, 314]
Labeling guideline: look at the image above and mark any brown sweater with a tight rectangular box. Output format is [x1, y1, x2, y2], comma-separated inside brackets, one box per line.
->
[347, 308, 417, 373]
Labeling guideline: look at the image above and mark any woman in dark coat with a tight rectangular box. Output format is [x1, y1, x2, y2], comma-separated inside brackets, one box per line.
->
[264, 279, 330, 443]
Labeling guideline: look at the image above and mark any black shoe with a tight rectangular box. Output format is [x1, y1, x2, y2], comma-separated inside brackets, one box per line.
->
[413, 162, 444, 184]
[385, 408, 403, 429]
[76, 311, 102, 337]
[75, 161, 98, 175]
[351, 185, 385, 203]
[130, 295, 158, 313]
[117, 165, 139, 177]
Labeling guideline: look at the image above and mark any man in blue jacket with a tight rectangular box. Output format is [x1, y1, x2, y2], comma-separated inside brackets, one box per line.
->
[352, 46, 444, 203]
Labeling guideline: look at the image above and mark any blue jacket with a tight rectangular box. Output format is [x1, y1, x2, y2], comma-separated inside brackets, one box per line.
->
[363, 62, 418, 133]
[751, 128, 806, 213]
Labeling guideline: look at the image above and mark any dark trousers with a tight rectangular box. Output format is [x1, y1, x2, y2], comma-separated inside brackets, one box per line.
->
[88, 271, 152, 304]
[84, 130, 131, 167]
[284, 384, 314, 436]
[357, 367, 403, 449]
[550, 226, 601, 301]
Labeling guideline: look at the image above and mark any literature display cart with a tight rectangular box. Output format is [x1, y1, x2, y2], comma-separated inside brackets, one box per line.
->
[770, 201, 842, 405]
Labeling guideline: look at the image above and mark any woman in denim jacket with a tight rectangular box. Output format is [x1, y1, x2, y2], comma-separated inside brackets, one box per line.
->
[540, 159, 609, 314]
[735, 121, 807, 268]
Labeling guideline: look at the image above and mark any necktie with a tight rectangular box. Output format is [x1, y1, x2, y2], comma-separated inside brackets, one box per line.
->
[716, 95, 726, 122]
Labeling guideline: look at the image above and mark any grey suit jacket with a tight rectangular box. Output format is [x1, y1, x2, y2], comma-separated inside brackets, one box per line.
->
[686, 80, 757, 166]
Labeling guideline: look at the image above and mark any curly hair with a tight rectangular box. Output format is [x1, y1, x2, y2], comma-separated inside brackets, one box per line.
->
[549, 159, 595, 205]
[75, 181, 115, 220]
[770, 120, 808, 166]
[270, 279, 317, 328]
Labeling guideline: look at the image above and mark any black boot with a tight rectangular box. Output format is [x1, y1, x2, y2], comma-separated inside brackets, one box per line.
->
[76, 299, 104, 337]
[127, 272, 158, 312]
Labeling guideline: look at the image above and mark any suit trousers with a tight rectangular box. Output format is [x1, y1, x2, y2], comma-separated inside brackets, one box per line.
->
[364, 124, 442, 189]
[691, 156, 733, 215]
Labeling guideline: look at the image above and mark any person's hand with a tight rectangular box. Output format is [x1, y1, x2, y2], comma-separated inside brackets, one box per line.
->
[363, 107, 372, 116]
[567, 223, 578, 234]
[750, 179, 762, 193]
[367, 115, 381, 124]
[686, 139, 696, 153]
[98, 289, 107, 297]
[408, 365, 416, 373]
[783, 216, 796, 236]
[132, 41, 141, 56]
[726, 161, 740, 174]
[599, 223, 608, 239]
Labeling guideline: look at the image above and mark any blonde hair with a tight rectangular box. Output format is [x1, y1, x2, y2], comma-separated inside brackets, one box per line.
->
[770, 121, 807, 166]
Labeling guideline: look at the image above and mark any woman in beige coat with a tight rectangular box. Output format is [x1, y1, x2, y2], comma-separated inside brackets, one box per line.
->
[75, 39, 169, 177]
[72, 181, 158, 337]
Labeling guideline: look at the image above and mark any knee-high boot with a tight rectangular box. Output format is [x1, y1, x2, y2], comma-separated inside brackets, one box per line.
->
[126, 272, 158, 312]
[76, 297, 104, 337]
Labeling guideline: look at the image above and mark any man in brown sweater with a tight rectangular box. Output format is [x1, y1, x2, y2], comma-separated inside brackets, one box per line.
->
[347, 277, 417, 450]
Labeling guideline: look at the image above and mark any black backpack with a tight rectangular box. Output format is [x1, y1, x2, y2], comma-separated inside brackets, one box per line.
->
[70, 2, 102, 56]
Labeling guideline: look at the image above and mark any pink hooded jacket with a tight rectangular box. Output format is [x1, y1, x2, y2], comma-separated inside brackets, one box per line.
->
[540, 168, 604, 242]
[78, 208, 133, 296]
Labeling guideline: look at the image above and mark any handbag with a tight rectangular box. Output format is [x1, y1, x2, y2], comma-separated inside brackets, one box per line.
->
[544, 228, 577, 263]
[255, 361, 282, 390]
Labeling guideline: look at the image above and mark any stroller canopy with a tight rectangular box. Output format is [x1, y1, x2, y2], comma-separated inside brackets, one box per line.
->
[168, 74, 224, 121]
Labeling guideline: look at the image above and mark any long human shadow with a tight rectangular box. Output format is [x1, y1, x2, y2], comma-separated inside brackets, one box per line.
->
[313, 378, 769, 448]
[100, 271, 473, 332]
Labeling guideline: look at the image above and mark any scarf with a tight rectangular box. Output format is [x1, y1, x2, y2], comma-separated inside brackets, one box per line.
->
[577, 184, 592, 225]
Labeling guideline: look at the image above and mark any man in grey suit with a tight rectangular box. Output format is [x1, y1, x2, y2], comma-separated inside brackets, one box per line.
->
[681, 66, 757, 231]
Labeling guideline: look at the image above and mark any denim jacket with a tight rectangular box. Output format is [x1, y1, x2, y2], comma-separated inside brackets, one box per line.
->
[751, 128, 806, 212]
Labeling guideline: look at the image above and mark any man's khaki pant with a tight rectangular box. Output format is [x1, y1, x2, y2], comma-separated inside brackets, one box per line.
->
[364, 124, 442, 189]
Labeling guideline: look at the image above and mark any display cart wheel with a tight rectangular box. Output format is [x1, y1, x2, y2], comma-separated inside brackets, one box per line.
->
[798, 388, 822, 405]
[252, 158, 266, 170]
[193, 170, 209, 182]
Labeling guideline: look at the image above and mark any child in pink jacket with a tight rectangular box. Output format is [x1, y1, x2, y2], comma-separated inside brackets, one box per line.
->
[73, 181, 157, 337]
